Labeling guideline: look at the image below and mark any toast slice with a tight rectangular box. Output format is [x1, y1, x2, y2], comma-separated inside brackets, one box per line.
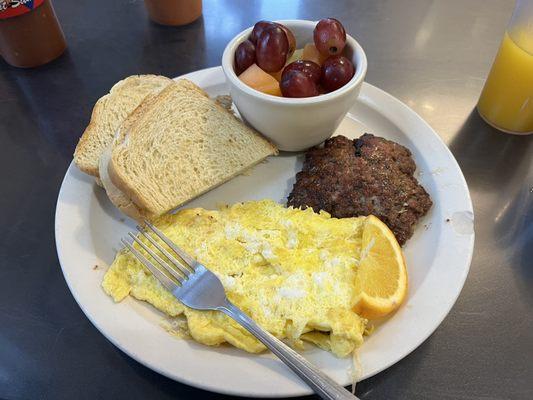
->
[105, 79, 278, 220]
[98, 93, 239, 220]
[98, 92, 239, 220]
[74, 75, 173, 177]
[99, 146, 146, 220]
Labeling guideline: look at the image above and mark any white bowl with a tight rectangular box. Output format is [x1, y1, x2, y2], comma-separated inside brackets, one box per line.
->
[222, 19, 368, 151]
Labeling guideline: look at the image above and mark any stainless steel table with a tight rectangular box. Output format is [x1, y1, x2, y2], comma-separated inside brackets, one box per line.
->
[0, 1, 531, 399]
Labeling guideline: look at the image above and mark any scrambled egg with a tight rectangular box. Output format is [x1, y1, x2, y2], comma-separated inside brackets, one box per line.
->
[103, 200, 368, 357]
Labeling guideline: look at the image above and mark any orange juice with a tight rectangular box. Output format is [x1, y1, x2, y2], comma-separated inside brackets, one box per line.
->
[477, 31, 533, 134]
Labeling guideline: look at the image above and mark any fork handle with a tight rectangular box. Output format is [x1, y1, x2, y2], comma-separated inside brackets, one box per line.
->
[218, 302, 360, 400]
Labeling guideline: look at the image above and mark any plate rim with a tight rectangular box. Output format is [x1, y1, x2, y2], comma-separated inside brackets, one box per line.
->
[55, 66, 474, 397]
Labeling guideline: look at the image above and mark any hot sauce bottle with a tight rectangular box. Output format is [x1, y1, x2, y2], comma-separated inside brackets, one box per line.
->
[0, 0, 66, 68]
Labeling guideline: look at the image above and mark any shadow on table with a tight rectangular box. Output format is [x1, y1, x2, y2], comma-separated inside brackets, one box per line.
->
[448, 108, 533, 305]
[138, 14, 208, 77]
[448, 109, 532, 194]
[0, 50, 94, 161]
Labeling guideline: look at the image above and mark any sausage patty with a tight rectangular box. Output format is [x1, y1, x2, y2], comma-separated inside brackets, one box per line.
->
[287, 134, 432, 245]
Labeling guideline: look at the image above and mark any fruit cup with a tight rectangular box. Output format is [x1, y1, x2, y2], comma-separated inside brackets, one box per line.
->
[222, 19, 367, 151]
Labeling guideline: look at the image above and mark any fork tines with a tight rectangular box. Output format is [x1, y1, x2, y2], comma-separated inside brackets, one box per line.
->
[121, 221, 198, 291]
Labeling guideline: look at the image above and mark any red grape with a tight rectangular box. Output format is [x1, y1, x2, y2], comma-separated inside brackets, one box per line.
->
[256, 26, 289, 72]
[282, 60, 321, 83]
[234, 40, 256, 75]
[276, 23, 296, 58]
[280, 70, 319, 98]
[250, 20, 276, 44]
[321, 55, 355, 92]
[313, 18, 347, 56]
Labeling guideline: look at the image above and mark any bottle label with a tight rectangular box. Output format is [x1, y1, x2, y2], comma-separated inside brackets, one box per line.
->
[0, 0, 45, 19]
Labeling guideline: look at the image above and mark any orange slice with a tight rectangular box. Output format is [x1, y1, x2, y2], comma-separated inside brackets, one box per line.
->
[353, 215, 408, 319]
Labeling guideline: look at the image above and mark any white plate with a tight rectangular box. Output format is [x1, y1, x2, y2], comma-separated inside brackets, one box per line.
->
[55, 67, 474, 398]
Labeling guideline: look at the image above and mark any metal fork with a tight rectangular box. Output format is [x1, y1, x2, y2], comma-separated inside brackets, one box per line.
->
[121, 221, 359, 400]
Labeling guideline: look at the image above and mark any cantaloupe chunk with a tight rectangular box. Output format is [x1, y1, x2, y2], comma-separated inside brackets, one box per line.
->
[269, 69, 283, 82]
[302, 43, 327, 66]
[239, 64, 281, 96]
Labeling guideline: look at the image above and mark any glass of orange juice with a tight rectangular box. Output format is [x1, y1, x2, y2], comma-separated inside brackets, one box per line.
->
[477, 0, 533, 135]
